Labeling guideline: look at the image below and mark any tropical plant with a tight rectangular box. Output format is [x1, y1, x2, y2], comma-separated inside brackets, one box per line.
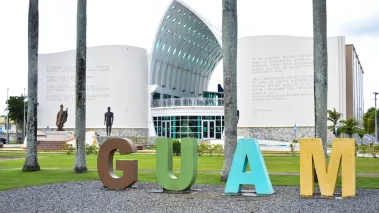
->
[73, 0, 88, 173]
[357, 129, 366, 146]
[22, 0, 40, 172]
[63, 144, 75, 155]
[339, 118, 360, 138]
[85, 144, 98, 155]
[358, 146, 370, 157]
[213, 144, 224, 156]
[327, 108, 342, 134]
[172, 139, 181, 156]
[363, 107, 378, 134]
[290, 139, 298, 157]
[220, 0, 238, 182]
[7, 96, 27, 135]
[198, 143, 209, 156]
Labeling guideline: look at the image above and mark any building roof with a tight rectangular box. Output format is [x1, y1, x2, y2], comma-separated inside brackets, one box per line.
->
[150, 0, 222, 96]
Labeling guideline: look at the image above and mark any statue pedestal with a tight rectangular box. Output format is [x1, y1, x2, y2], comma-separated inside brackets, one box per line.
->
[22, 131, 75, 150]
[41, 131, 75, 142]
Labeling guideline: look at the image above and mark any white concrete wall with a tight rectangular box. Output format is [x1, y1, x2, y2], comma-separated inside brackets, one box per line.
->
[38, 45, 149, 129]
[236, 35, 346, 127]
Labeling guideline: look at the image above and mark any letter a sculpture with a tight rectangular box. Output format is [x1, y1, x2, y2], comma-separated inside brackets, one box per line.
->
[224, 138, 274, 195]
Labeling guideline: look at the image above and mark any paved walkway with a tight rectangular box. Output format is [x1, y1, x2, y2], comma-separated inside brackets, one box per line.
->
[1, 168, 379, 177]
[1, 181, 379, 212]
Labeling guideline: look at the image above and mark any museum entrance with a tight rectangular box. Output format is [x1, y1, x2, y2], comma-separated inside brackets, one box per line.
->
[202, 120, 215, 139]
[161, 121, 170, 138]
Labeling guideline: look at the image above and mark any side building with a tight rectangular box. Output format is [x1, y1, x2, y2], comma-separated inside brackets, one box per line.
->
[345, 44, 364, 125]
[149, 0, 365, 143]
[37, 45, 149, 137]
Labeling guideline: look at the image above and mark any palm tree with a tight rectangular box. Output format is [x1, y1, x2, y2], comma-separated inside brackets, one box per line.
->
[363, 107, 378, 134]
[73, 0, 88, 173]
[313, 0, 328, 157]
[220, 0, 238, 182]
[357, 129, 366, 146]
[327, 108, 341, 134]
[22, 0, 40, 172]
[339, 118, 360, 138]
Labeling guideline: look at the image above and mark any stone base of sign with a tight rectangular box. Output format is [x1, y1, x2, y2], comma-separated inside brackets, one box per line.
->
[223, 190, 275, 197]
[148, 188, 202, 194]
[301, 192, 349, 200]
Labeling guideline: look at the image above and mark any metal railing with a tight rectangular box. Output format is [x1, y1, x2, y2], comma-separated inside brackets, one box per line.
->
[151, 98, 224, 108]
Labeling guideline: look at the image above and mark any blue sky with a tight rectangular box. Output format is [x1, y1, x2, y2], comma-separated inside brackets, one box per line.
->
[0, 0, 378, 114]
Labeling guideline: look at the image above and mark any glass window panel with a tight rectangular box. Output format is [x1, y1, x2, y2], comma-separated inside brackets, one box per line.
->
[216, 133, 221, 139]
[209, 121, 215, 138]
[190, 126, 199, 133]
[155, 40, 160, 49]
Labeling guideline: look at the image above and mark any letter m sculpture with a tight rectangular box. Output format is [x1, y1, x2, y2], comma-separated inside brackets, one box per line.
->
[300, 138, 356, 198]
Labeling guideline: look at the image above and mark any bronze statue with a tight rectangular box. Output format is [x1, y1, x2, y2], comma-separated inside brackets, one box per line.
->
[104, 107, 114, 136]
[56, 104, 68, 131]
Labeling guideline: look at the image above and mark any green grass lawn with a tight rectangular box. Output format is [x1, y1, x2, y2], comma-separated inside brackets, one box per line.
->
[1, 152, 379, 191]
[1, 152, 379, 173]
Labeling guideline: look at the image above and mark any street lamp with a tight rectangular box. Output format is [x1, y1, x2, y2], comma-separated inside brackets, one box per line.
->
[374, 92, 378, 143]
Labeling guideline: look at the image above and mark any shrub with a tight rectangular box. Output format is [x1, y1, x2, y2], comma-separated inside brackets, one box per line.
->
[63, 144, 74, 155]
[85, 144, 99, 155]
[172, 139, 181, 156]
[212, 144, 224, 156]
[198, 143, 210, 156]
[359, 146, 370, 157]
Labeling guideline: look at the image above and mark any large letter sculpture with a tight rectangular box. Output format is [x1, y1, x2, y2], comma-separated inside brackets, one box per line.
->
[224, 138, 274, 195]
[156, 138, 198, 191]
[300, 138, 356, 197]
[97, 138, 138, 190]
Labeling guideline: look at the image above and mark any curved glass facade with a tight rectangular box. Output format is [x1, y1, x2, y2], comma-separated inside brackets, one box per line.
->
[150, 0, 222, 98]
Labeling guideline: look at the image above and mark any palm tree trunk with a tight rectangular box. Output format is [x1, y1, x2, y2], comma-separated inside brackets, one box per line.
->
[313, 0, 328, 157]
[73, 0, 87, 173]
[220, 0, 238, 181]
[23, 0, 40, 172]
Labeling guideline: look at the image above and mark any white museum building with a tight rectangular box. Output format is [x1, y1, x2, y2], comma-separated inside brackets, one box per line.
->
[36, 0, 364, 144]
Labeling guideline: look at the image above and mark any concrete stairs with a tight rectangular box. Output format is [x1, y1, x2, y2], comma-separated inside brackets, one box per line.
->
[37, 141, 66, 151]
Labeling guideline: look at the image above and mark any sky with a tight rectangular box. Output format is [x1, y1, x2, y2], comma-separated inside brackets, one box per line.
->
[0, 0, 378, 115]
